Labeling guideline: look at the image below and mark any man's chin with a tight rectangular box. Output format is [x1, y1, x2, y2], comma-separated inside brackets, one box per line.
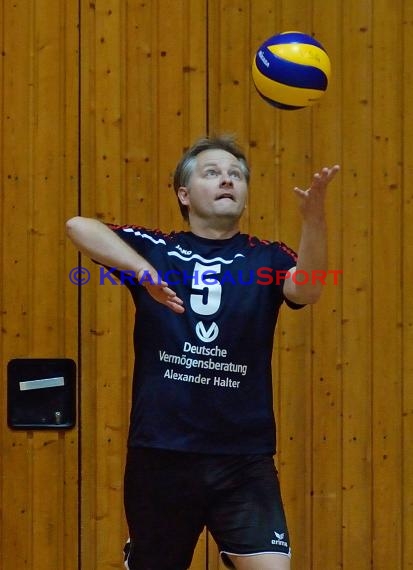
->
[214, 203, 244, 219]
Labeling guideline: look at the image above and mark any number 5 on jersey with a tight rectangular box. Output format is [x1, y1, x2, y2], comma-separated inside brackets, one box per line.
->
[190, 262, 222, 316]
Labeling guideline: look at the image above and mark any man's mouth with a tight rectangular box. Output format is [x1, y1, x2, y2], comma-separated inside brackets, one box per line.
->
[216, 193, 235, 201]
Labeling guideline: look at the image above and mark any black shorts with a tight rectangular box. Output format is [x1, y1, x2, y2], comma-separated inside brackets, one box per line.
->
[123, 447, 291, 570]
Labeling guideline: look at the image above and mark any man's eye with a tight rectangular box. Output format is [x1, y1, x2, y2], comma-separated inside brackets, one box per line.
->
[205, 169, 218, 177]
[230, 171, 241, 179]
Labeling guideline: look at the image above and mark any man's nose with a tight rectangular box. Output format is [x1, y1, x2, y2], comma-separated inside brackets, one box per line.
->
[220, 173, 233, 186]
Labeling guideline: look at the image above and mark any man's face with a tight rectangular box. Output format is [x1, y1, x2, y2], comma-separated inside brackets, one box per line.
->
[178, 149, 248, 225]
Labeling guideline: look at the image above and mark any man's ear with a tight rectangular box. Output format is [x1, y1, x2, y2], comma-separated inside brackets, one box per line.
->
[177, 186, 190, 206]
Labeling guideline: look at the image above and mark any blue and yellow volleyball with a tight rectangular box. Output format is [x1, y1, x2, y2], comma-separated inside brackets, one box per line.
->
[252, 31, 331, 110]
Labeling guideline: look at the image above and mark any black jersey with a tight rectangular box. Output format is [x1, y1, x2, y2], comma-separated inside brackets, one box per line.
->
[107, 226, 302, 455]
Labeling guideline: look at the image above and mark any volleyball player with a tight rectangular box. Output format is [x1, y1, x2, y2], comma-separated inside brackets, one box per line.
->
[66, 135, 339, 570]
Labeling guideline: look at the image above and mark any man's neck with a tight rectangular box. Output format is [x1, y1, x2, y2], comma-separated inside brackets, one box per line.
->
[189, 223, 240, 240]
[187, 214, 242, 240]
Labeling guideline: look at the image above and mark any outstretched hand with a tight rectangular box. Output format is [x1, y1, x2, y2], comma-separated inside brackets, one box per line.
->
[138, 267, 185, 314]
[293, 165, 340, 221]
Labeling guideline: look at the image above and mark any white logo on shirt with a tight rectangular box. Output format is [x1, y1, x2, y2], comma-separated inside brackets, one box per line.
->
[176, 244, 192, 256]
[195, 322, 219, 343]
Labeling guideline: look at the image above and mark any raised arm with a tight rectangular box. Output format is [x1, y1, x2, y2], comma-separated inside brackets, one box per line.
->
[283, 165, 340, 305]
[66, 216, 184, 313]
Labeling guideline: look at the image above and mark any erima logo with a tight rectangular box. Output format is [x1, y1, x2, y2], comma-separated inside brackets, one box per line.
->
[176, 244, 192, 255]
[271, 531, 288, 548]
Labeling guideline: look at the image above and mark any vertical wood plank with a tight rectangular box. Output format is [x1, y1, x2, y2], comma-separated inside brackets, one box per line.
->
[402, 5, 413, 569]
[60, 0, 81, 561]
[156, 0, 207, 233]
[275, 2, 313, 567]
[207, 0, 252, 191]
[80, 1, 208, 569]
[31, 2, 76, 563]
[371, 1, 403, 568]
[248, 24, 284, 570]
[1, 0, 33, 563]
[124, 0, 157, 228]
[208, 0, 251, 134]
[310, 1, 343, 568]
[61, 31, 81, 556]
[341, 2, 374, 568]
[248, 2, 281, 241]
[80, 1, 128, 568]
[1, 1, 79, 569]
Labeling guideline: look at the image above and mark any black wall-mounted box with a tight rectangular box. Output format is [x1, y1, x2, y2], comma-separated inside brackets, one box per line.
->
[7, 358, 76, 430]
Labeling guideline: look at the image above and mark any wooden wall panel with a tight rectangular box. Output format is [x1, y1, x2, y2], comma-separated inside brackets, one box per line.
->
[80, 1, 207, 568]
[310, 2, 342, 568]
[206, 4, 248, 562]
[1, 3, 33, 564]
[371, 1, 403, 567]
[207, 0, 252, 145]
[402, 5, 413, 568]
[274, 3, 313, 569]
[0, 1, 79, 569]
[156, 0, 207, 231]
[80, 2, 137, 568]
[341, 3, 374, 569]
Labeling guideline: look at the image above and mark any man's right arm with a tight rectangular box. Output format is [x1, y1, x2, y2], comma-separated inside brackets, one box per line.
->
[66, 216, 184, 313]
[66, 216, 152, 275]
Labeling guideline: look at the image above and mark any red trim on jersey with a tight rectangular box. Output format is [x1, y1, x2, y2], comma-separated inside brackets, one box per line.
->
[278, 241, 298, 262]
[247, 235, 297, 262]
[247, 235, 270, 247]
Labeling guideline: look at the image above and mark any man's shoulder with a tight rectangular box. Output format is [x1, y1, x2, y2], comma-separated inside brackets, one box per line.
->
[109, 224, 183, 243]
[243, 233, 291, 250]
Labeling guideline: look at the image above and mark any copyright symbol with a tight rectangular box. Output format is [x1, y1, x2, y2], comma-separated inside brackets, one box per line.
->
[69, 267, 90, 286]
